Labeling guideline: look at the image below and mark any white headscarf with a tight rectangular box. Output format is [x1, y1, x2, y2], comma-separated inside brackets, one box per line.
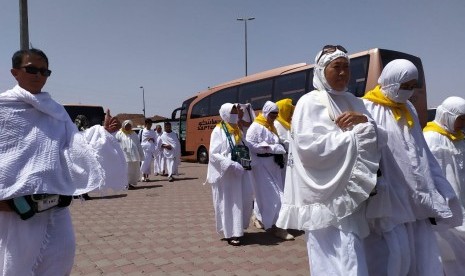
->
[378, 59, 418, 102]
[237, 103, 256, 122]
[262, 101, 279, 118]
[434, 96, 465, 132]
[219, 103, 235, 123]
[313, 48, 350, 93]
[122, 120, 133, 128]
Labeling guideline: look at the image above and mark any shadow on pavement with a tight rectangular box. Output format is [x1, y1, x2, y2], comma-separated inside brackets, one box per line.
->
[240, 229, 305, 246]
[131, 184, 164, 190]
[87, 194, 128, 200]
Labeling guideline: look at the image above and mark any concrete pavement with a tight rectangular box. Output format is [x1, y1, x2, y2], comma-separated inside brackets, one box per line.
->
[70, 162, 309, 275]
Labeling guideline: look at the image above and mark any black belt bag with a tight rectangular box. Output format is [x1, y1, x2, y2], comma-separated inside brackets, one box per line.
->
[256, 153, 285, 168]
[8, 194, 73, 220]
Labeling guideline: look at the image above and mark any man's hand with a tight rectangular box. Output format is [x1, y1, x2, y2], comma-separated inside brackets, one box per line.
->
[104, 109, 121, 133]
[335, 111, 368, 130]
[162, 144, 173, 150]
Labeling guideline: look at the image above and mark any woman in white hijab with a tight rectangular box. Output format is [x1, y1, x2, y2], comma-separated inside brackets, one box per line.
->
[246, 101, 294, 240]
[115, 120, 144, 189]
[206, 103, 253, 246]
[424, 96, 465, 275]
[276, 45, 382, 276]
[362, 59, 461, 276]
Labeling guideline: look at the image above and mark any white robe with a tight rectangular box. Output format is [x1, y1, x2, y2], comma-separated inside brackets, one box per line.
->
[274, 120, 290, 183]
[245, 121, 286, 230]
[115, 131, 144, 185]
[424, 130, 465, 275]
[363, 100, 461, 276]
[0, 85, 127, 275]
[276, 90, 381, 276]
[160, 132, 181, 177]
[206, 126, 254, 239]
[153, 132, 164, 174]
[140, 128, 157, 175]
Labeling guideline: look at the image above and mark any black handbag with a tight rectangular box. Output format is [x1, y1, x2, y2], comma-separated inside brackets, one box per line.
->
[221, 122, 251, 170]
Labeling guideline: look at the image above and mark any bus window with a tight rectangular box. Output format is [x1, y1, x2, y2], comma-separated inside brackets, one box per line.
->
[348, 55, 370, 97]
[238, 79, 273, 108]
[210, 87, 238, 116]
[380, 49, 424, 88]
[306, 68, 315, 93]
[274, 71, 307, 104]
[191, 97, 210, 119]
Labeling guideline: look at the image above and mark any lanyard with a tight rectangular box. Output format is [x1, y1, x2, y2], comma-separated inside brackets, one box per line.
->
[221, 121, 236, 154]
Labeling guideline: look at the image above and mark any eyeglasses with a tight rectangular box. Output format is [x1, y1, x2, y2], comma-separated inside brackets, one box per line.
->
[316, 45, 348, 64]
[21, 66, 52, 77]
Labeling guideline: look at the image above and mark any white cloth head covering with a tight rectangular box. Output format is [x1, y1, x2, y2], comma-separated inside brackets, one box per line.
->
[122, 120, 133, 128]
[262, 100, 279, 118]
[378, 59, 418, 97]
[313, 48, 349, 93]
[237, 103, 256, 122]
[434, 96, 465, 132]
[219, 103, 235, 123]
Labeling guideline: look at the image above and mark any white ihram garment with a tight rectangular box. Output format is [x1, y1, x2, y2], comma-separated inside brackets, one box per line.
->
[0, 85, 127, 275]
[160, 132, 181, 177]
[424, 130, 465, 275]
[206, 126, 253, 238]
[140, 128, 157, 175]
[245, 121, 286, 230]
[276, 90, 381, 276]
[115, 130, 144, 186]
[363, 100, 460, 276]
[153, 132, 164, 174]
[274, 120, 290, 183]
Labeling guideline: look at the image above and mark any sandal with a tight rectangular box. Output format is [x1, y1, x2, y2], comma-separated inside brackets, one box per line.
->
[227, 237, 241, 246]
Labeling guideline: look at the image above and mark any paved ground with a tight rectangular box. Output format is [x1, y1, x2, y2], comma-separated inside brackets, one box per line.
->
[70, 162, 310, 276]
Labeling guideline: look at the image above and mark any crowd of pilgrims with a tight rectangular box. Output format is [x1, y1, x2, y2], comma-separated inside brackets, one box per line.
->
[74, 116, 182, 193]
[206, 45, 465, 276]
[1, 47, 465, 276]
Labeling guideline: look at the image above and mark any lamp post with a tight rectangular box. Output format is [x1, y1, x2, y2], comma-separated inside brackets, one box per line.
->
[140, 86, 146, 118]
[19, 0, 29, 50]
[236, 17, 255, 76]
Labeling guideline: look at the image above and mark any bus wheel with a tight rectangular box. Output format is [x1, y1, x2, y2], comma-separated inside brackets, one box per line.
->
[197, 146, 209, 164]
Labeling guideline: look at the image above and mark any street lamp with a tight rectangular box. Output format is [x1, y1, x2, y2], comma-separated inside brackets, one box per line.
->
[236, 17, 255, 76]
[140, 86, 146, 118]
[19, 0, 30, 50]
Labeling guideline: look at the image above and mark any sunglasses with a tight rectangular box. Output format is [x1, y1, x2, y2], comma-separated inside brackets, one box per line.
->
[316, 45, 348, 64]
[21, 66, 52, 77]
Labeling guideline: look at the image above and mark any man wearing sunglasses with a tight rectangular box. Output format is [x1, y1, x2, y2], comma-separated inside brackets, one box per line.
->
[0, 48, 128, 275]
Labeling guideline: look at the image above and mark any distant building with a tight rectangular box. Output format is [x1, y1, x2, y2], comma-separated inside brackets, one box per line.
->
[115, 114, 167, 128]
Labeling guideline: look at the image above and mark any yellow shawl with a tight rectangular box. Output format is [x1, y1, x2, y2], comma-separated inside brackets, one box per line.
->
[276, 98, 294, 130]
[423, 121, 464, 141]
[218, 121, 242, 144]
[363, 85, 414, 128]
[254, 113, 278, 135]
[120, 128, 134, 135]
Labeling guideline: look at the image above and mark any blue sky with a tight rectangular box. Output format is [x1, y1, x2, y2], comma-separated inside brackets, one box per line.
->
[1, 0, 464, 118]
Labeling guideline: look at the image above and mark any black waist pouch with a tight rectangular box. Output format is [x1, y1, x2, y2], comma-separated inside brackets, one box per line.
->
[274, 154, 285, 168]
[8, 194, 73, 220]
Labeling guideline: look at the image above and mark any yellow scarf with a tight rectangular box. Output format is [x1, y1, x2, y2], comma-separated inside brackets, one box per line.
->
[254, 113, 278, 135]
[423, 121, 464, 141]
[121, 128, 134, 135]
[363, 85, 414, 128]
[276, 98, 294, 130]
[217, 121, 242, 144]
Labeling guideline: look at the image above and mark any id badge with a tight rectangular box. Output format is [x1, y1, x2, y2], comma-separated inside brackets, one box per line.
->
[33, 195, 60, 212]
